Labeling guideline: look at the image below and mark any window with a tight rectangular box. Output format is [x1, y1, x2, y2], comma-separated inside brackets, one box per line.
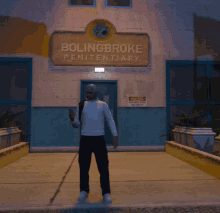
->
[69, 0, 94, 6]
[69, 0, 132, 8]
[106, 0, 131, 7]
[167, 61, 220, 141]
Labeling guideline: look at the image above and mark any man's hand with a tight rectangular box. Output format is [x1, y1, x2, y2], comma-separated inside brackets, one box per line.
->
[69, 110, 75, 122]
[112, 136, 118, 149]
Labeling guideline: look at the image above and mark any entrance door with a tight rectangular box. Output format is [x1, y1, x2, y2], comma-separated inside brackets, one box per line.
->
[81, 80, 117, 146]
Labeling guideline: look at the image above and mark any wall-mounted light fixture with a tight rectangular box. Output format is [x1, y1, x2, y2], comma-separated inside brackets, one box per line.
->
[95, 67, 105, 72]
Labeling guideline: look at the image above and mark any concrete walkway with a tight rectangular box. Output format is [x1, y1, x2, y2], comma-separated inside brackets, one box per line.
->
[1, 145, 220, 212]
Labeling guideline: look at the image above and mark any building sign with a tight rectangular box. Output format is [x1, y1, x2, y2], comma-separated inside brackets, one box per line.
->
[50, 19, 150, 67]
[129, 97, 147, 107]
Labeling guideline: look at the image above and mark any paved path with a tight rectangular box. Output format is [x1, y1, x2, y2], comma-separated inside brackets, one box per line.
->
[0, 152, 220, 212]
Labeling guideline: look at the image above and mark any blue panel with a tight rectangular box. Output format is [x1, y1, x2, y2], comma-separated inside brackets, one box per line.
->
[31, 107, 80, 147]
[118, 108, 167, 146]
[31, 107, 166, 147]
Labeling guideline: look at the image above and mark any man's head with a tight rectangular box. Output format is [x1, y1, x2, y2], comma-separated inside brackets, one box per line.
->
[86, 84, 97, 101]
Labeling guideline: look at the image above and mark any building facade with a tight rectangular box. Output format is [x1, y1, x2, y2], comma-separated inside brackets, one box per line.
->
[0, 0, 220, 152]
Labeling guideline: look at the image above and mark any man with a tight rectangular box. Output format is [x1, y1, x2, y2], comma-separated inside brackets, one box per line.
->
[69, 84, 118, 204]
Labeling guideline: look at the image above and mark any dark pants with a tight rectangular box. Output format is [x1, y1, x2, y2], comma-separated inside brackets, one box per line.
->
[78, 135, 111, 196]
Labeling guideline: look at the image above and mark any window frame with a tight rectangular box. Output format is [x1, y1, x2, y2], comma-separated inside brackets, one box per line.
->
[68, 0, 132, 8]
[68, 0, 96, 7]
[105, 0, 132, 8]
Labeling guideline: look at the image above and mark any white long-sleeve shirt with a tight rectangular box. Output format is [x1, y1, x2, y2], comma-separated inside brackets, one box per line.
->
[70, 97, 118, 136]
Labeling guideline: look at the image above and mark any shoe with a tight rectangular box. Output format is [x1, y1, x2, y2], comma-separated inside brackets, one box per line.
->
[78, 191, 88, 201]
[103, 193, 112, 204]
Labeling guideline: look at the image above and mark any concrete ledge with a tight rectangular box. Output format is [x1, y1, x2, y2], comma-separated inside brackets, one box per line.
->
[165, 141, 220, 179]
[29, 145, 165, 153]
[0, 142, 29, 169]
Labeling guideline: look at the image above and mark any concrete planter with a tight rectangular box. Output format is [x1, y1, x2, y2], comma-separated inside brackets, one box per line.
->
[180, 127, 192, 146]
[186, 128, 216, 154]
[0, 128, 8, 150]
[7, 126, 22, 146]
[213, 134, 220, 156]
[172, 126, 183, 144]
[0, 126, 22, 150]
[0, 142, 29, 169]
[178, 126, 184, 144]
[172, 126, 178, 143]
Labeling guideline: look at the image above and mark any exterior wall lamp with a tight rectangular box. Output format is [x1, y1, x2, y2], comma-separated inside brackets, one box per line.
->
[95, 67, 105, 72]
